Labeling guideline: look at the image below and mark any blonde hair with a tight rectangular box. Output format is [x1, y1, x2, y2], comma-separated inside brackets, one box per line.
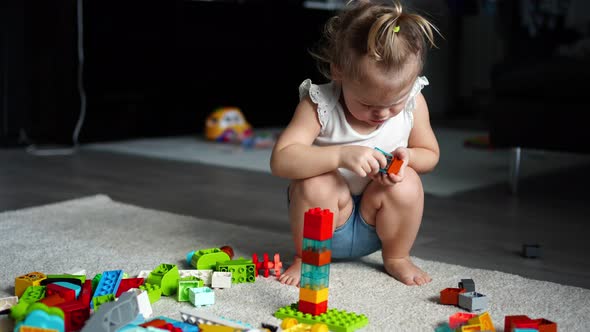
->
[311, 0, 440, 82]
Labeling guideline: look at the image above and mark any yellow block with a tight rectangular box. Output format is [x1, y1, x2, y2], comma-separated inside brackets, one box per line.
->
[299, 287, 329, 304]
[468, 312, 495, 332]
[458, 323, 481, 331]
[14, 272, 46, 298]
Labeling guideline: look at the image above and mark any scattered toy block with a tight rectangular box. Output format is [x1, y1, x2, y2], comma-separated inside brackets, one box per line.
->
[458, 292, 488, 312]
[522, 244, 542, 258]
[188, 287, 215, 307]
[211, 272, 232, 289]
[458, 279, 475, 292]
[440, 287, 467, 305]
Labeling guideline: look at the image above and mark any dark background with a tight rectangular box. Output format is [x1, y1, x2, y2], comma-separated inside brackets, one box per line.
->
[1, 0, 588, 148]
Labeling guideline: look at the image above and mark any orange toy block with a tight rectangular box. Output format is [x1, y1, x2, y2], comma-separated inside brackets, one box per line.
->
[387, 156, 403, 174]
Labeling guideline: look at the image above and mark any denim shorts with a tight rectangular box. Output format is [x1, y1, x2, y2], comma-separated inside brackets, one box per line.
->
[287, 189, 382, 259]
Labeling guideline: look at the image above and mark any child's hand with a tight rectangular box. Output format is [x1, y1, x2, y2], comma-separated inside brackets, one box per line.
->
[338, 146, 388, 177]
[370, 147, 410, 185]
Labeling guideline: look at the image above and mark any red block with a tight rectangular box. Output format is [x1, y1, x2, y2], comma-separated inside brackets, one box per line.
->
[439, 287, 466, 305]
[46, 283, 76, 302]
[303, 208, 334, 241]
[535, 318, 557, 332]
[79, 280, 93, 306]
[449, 312, 477, 329]
[56, 300, 90, 332]
[298, 300, 328, 316]
[504, 315, 531, 332]
[116, 278, 145, 297]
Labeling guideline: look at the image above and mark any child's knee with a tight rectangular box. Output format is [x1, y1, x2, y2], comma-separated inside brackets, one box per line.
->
[290, 171, 342, 201]
[383, 168, 423, 206]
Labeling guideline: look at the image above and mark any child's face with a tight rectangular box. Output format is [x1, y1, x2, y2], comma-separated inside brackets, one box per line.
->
[336, 56, 418, 129]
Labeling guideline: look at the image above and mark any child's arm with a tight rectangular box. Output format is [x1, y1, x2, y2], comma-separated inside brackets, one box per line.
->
[270, 97, 386, 179]
[406, 93, 440, 174]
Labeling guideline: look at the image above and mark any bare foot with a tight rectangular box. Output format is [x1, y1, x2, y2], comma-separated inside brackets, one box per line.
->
[278, 256, 301, 286]
[383, 256, 432, 286]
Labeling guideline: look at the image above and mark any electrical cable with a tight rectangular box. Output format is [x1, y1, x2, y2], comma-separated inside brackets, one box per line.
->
[26, 0, 86, 156]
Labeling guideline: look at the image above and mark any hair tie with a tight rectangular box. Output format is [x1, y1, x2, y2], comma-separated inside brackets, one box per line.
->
[393, 25, 400, 33]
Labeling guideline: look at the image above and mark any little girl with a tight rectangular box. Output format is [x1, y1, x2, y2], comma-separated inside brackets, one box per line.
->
[270, 0, 440, 286]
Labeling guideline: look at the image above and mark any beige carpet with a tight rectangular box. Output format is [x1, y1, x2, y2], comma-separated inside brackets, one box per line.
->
[1, 195, 589, 331]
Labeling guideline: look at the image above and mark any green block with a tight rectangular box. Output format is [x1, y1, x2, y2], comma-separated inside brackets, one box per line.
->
[147, 264, 179, 296]
[10, 286, 47, 321]
[216, 258, 256, 284]
[177, 276, 204, 302]
[274, 303, 368, 332]
[190, 248, 230, 270]
[93, 294, 116, 312]
[92, 274, 102, 293]
[139, 283, 162, 304]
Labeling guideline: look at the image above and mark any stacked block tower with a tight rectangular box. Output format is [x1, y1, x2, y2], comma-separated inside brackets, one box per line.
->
[298, 207, 334, 315]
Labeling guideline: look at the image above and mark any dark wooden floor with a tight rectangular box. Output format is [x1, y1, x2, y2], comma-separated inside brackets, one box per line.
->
[1, 142, 590, 289]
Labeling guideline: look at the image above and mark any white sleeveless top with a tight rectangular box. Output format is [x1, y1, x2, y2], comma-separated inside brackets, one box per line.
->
[299, 76, 429, 195]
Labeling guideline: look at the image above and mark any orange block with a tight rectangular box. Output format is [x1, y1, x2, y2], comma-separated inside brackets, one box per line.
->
[301, 249, 331, 266]
[387, 157, 403, 174]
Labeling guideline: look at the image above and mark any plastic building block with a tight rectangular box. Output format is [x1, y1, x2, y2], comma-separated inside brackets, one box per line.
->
[125, 289, 153, 320]
[301, 238, 332, 267]
[17, 327, 59, 332]
[211, 272, 232, 288]
[522, 244, 543, 258]
[177, 276, 204, 302]
[91, 270, 123, 307]
[280, 318, 329, 332]
[188, 287, 215, 307]
[178, 270, 213, 287]
[15, 272, 47, 298]
[147, 264, 179, 296]
[138, 283, 162, 304]
[300, 264, 330, 291]
[180, 310, 253, 329]
[14, 303, 65, 332]
[449, 312, 477, 329]
[55, 300, 91, 332]
[216, 258, 256, 283]
[374, 147, 402, 175]
[467, 312, 495, 332]
[46, 284, 76, 303]
[298, 300, 328, 316]
[93, 294, 116, 312]
[458, 279, 475, 292]
[252, 253, 283, 278]
[434, 323, 453, 332]
[303, 208, 334, 241]
[439, 287, 467, 305]
[274, 303, 368, 332]
[0, 296, 18, 311]
[505, 315, 556, 332]
[299, 287, 329, 304]
[78, 280, 93, 307]
[11, 286, 47, 321]
[39, 294, 66, 307]
[43, 275, 86, 287]
[116, 278, 145, 297]
[189, 248, 231, 270]
[219, 245, 235, 259]
[141, 316, 198, 332]
[457, 324, 482, 331]
[81, 292, 139, 332]
[458, 292, 488, 312]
